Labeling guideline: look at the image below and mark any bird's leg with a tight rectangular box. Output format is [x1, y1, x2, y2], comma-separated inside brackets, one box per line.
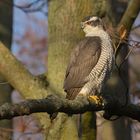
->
[88, 95, 103, 106]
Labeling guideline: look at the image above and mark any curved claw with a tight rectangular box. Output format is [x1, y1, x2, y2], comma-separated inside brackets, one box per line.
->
[88, 95, 103, 106]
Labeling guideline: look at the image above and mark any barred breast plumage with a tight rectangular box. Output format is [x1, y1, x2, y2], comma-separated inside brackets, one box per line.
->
[64, 32, 114, 99]
[50, 16, 114, 121]
[80, 30, 114, 95]
[64, 17, 114, 99]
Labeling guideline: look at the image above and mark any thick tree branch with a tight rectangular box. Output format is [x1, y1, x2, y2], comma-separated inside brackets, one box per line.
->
[0, 41, 48, 99]
[0, 95, 140, 122]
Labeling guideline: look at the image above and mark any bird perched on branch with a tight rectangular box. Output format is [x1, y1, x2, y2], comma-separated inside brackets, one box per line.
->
[64, 16, 114, 100]
[50, 15, 114, 120]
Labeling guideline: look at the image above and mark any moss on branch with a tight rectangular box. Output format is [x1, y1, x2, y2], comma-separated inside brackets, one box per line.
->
[0, 95, 140, 122]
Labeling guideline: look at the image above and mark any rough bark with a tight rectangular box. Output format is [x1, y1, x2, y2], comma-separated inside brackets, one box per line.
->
[0, 95, 140, 122]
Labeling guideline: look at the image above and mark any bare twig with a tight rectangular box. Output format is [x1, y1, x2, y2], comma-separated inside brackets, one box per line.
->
[119, 0, 140, 33]
[2, 0, 47, 14]
[115, 0, 140, 61]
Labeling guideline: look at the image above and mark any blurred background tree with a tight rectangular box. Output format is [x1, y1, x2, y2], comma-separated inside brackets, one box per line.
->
[11, 0, 47, 140]
[0, 0, 13, 139]
[1, 0, 48, 140]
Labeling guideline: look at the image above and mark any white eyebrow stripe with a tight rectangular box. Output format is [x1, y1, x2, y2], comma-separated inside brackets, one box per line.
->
[89, 16, 98, 21]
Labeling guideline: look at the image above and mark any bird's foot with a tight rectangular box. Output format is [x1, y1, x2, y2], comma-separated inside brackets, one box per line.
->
[88, 95, 103, 106]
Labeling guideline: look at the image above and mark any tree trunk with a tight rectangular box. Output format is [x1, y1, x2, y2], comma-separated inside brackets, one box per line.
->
[0, 0, 13, 48]
[47, 0, 104, 139]
[0, 0, 13, 139]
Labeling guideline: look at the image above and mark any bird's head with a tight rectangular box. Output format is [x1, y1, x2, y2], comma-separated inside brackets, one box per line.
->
[81, 16, 105, 35]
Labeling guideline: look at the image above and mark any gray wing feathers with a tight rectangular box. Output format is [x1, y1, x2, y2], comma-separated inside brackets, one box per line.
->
[64, 37, 101, 99]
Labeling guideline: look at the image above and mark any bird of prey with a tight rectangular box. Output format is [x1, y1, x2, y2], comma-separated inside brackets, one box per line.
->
[64, 16, 114, 100]
[50, 16, 114, 121]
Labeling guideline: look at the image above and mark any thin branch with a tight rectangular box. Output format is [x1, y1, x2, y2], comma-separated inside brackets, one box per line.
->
[3, 0, 47, 14]
[0, 95, 140, 122]
[118, 0, 140, 33]
[14, 0, 42, 9]
[114, 0, 140, 59]
[15, 1, 47, 13]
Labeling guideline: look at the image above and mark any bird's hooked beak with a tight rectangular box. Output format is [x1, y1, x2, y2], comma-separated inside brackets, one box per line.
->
[81, 22, 85, 29]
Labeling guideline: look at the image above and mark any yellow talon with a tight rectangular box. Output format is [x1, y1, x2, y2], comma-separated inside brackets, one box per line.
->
[88, 95, 103, 105]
